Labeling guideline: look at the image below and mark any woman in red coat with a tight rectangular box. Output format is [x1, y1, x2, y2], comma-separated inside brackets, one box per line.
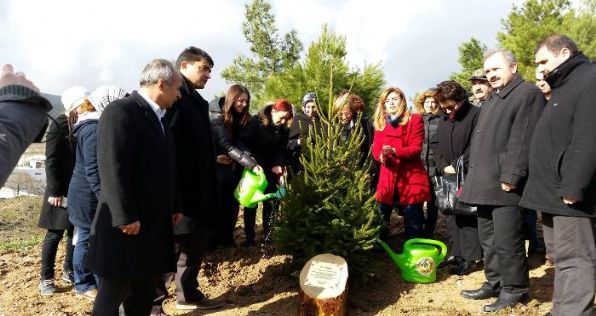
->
[372, 87, 430, 240]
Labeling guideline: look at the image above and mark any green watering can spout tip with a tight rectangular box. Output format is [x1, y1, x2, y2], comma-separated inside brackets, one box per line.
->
[377, 239, 406, 270]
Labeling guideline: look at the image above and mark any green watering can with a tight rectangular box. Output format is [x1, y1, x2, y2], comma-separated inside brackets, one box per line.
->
[234, 169, 286, 208]
[377, 238, 447, 283]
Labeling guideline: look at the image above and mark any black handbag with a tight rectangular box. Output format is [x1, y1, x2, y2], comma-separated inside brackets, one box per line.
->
[432, 156, 477, 216]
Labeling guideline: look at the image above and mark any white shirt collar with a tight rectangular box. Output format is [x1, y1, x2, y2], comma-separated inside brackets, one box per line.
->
[138, 90, 166, 120]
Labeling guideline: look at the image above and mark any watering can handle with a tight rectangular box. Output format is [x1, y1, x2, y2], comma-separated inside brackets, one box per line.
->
[404, 238, 447, 263]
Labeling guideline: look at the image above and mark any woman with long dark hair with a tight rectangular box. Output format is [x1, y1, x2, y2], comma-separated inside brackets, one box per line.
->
[211, 84, 259, 247]
[372, 87, 430, 241]
[239, 99, 292, 246]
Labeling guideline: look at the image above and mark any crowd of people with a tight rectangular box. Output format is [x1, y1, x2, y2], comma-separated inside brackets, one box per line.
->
[0, 33, 593, 316]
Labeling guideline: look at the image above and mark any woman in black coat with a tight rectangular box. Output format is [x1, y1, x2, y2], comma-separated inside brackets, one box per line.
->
[430, 81, 481, 275]
[334, 93, 372, 163]
[239, 99, 292, 246]
[38, 112, 75, 294]
[210, 85, 258, 247]
[414, 89, 442, 238]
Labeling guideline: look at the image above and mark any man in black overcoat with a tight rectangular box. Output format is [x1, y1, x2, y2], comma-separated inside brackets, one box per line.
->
[458, 49, 546, 312]
[86, 59, 182, 315]
[155, 47, 222, 311]
[521, 34, 596, 316]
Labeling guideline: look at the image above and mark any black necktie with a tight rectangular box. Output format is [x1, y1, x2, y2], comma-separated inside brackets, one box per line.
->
[160, 116, 167, 137]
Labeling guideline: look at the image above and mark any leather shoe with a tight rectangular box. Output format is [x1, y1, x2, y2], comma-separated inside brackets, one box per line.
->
[449, 260, 477, 276]
[460, 288, 500, 300]
[438, 255, 459, 269]
[483, 293, 529, 312]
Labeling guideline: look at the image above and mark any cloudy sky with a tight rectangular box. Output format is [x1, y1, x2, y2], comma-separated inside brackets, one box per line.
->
[1, 0, 526, 106]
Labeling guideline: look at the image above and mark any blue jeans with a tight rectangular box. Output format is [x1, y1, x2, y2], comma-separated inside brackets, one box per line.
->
[73, 226, 97, 293]
[379, 203, 424, 240]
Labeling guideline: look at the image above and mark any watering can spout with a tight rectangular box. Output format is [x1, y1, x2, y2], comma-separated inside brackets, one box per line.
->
[377, 239, 406, 271]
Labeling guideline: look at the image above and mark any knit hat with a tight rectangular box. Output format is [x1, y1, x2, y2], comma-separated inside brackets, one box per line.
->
[302, 92, 317, 106]
[88, 85, 128, 113]
[61, 86, 89, 113]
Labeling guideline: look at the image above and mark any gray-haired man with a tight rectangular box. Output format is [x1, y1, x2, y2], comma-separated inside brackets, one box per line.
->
[87, 59, 182, 315]
[458, 49, 545, 312]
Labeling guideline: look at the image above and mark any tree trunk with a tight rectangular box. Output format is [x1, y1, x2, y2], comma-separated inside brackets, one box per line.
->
[298, 253, 348, 316]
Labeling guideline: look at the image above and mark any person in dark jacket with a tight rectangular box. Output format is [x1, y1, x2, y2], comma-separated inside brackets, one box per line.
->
[211, 84, 258, 248]
[66, 95, 100, 300]
[87, 59, 181, 315]
[0, 64, 51, 186]
[38, 110, 76, 295]
[458, 49, 545, 312]
[414, 89, 441, 238]
[240, 99, 292, 246]
[469, 68, 493, 107]
[155, 47, 222, 312]
[521, 35, 596, 316]
[67, 85, 128, 300]
[335, 92, 372, 170]
[287, 92, 322, 175]
[430, 81, 481, 276]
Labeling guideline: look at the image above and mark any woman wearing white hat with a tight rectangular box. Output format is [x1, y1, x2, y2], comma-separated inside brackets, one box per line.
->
[65, 85, 127, 300]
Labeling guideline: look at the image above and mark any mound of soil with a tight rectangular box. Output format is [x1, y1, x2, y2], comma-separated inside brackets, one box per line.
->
[0, 197, 555, 315]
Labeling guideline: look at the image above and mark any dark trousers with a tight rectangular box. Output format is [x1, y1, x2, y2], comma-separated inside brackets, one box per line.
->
[424, 200, 438, 238]
[445, 214, 481, 261]
[477, 205, 529, 297]
[156, 232, 206, 304]
[542, 213, 595, 316]
[217, 180, 240, 246]
[522, 209, 539, 248]
[93, 276, 158, 316]
[40, 228, 74, 280]
[379, 203, 424, 240]
[244, 200, 273, 242]
[424, 179, 438, 238]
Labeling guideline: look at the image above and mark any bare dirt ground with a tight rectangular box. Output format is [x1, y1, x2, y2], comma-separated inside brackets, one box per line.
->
[0, 196, 556, 315]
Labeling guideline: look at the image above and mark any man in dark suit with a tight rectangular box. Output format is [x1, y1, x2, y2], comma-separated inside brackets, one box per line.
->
[155, 47, 222, 311]
[521, 34, 596, 316]
[458, 49, 545, 312]
[87, 59, 182, 315]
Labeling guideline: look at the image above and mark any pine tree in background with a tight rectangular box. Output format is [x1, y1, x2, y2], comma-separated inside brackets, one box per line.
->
[450, 38, 487, 91]
[221, 0, 303, 105]
[264, 24, 385, 116]
[273, 67, 381, 283]
[497, 0, 595, 80]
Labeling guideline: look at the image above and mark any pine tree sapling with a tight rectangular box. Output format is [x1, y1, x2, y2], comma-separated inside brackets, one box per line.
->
[274, 78, 381, 283]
